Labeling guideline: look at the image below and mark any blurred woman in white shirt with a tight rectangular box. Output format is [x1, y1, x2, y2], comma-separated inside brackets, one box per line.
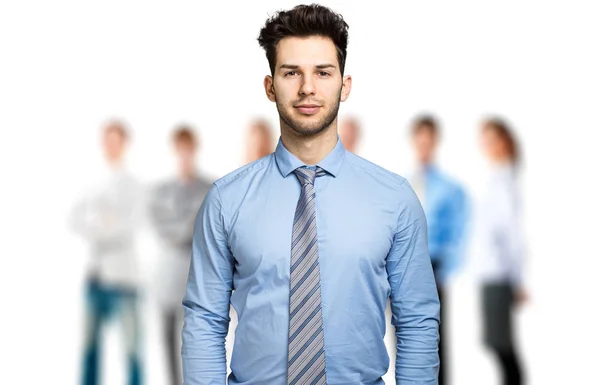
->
[475, 117, 528, 385]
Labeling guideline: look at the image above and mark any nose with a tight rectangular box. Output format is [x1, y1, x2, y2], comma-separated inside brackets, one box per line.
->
[299, 75, 316, 96]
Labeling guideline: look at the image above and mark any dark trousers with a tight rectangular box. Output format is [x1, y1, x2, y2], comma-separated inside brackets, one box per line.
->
[81, 279, 142, 385]
[431, 260, 447, 385]
[163, 309, 183, 385]
[482, 283, 525, 385]
[437, 286, 447, 385]
[492, 348, 523, 385]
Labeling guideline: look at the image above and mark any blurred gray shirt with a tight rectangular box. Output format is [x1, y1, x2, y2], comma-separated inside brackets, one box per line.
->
[149, 176, 212, 309]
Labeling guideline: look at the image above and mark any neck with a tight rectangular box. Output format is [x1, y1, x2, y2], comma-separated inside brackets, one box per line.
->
[418, 159, 434, 170]
[492, 154, 513, 166]
[280, 120, 339, 165]
[107, 158, 123, 170]
[178, 167, 197, 182]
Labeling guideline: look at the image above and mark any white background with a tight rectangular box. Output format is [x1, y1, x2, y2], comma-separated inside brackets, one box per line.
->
[1, 1, 599, 384]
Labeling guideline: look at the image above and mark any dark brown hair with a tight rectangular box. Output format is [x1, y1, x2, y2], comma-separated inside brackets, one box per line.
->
[411, 114, 439, 138]
[172, 124, 197, 146]
[482, 117, 520, 164]
[257, 4, 349, 76]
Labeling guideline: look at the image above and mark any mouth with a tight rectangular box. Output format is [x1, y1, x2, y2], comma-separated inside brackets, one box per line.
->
[294, 104, 321, 115]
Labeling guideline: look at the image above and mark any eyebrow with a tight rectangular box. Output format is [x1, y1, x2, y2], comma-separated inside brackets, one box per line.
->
[279, 64, 337, 70]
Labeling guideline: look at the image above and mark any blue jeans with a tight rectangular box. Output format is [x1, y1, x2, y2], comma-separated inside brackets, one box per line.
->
[81, 279, 143, 385]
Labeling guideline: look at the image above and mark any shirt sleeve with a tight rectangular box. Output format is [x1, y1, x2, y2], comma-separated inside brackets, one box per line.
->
[182, 184, 234, 385]
[387, 181, 440, 384]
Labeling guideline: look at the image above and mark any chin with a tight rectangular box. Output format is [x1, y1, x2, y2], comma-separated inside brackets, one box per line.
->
[296, 128, 323, 135]
[279, 103, 336, 136]
[289, 121, 327, 135]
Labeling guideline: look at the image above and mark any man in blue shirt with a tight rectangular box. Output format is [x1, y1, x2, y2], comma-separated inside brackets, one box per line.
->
[182, 4, 440, 384]
[409, 115, 468, 385]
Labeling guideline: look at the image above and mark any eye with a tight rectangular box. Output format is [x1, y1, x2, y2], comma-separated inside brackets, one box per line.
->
[284, 71, 298, 77]
[318, 71, 331, 77]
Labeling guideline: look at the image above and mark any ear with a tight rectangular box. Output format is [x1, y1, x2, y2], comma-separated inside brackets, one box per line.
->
[340, 75, 352, 102]
[264, 75, 276, 102]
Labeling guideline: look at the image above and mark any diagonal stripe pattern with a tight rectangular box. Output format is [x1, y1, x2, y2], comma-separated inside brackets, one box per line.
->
[288, 166, 328, 385]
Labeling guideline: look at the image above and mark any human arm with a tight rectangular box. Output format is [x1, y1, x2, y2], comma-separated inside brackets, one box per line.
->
[181, 185, 234, 385]
[387, 183, 440, 384]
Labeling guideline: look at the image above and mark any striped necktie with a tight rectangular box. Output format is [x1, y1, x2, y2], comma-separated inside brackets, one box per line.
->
[287, 166, 328, 385]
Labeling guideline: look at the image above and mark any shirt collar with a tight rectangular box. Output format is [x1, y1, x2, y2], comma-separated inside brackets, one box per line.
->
[416, 163, 439, 178]
[274, 136, 346, 178]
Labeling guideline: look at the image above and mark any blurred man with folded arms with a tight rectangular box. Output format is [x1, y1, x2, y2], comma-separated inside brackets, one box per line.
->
[148, 126, 212, 385]
[409, 115, 468, 385]
[69, 120, 144, 385]
[182, 4, 439, 385]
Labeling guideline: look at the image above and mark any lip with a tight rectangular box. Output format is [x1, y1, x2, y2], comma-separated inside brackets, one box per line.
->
[294, 104, 321, 115]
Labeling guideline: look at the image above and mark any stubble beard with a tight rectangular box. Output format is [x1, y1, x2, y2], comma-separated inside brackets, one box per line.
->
[276, 89, 342, 137]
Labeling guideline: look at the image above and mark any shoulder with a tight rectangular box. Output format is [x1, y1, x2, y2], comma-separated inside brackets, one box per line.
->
[344, 152, 409, 191]
[199, 155, 273, 227]
[195, 175, 215, 191]
[344, 152, 423, 222]
[213, 154, 273, 192]
[207, 154, 274, 211]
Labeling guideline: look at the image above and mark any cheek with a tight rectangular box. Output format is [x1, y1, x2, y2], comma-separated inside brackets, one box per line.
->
[488, 139, 501, 154]
[274, 81, 298, 99]
[480, 136, 491, 150]
[320, 82, 335, 95]
[274, 91, 292, 106]
[247, 137, 258, 150]
[110, 143, 124, 153]
[484, 141, 497, 156]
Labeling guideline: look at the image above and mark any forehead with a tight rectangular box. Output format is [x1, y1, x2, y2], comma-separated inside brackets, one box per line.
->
[482, 126, 499, 137]
[275, 35, 338, 67]
[174, 137, 196, 146]
[414, 127, 436, 139]
[105, 127, 126, 140]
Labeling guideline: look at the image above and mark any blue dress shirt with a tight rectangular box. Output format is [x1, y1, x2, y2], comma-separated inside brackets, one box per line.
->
[182, 138, 440, 385]
[411, 167, 468, 286]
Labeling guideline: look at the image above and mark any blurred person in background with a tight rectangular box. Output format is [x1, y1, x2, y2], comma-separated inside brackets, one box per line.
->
[339, 115, 361, 154]
[182, 4, 439, 385]
[69, 120, 144, 385]
[409, 115, 468, 385]
[475, 117, 527, 385]
[244, 118, 274, 163]
[148, 125, 212, 385]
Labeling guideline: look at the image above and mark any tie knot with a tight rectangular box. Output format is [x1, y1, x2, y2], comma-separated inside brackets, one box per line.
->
[293, 166, 326, 186]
